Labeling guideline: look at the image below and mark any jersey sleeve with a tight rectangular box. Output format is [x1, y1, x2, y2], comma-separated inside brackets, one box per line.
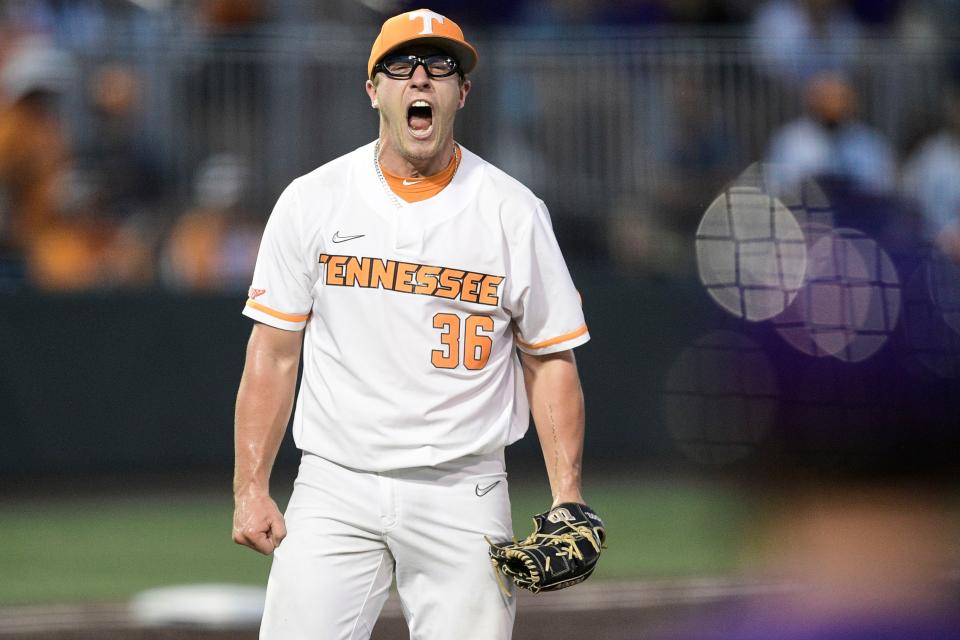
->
[509, 201, 590, 355]
[242, 181, 314, 331]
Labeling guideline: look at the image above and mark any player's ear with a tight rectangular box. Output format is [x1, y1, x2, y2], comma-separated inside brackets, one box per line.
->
[457, 78, 471, 109]
[365, 79, 378, 109]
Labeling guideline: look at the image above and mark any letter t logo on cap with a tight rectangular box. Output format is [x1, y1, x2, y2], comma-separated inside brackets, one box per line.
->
[409, 9, 444, 34]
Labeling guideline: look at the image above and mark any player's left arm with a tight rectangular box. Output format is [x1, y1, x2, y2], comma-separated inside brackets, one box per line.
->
[519, 348, 585, 507]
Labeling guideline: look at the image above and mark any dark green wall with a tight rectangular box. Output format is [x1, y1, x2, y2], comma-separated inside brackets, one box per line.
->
[0, 294, 251, 474]
[2, 266, 957, 477]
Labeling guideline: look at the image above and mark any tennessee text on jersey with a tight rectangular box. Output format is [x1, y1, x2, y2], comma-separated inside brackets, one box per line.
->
[318, 254, 504, 305]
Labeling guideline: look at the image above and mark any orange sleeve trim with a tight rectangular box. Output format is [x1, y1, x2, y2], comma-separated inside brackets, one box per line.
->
[245, 299, 310, 323]
[516, 324, 589, 350]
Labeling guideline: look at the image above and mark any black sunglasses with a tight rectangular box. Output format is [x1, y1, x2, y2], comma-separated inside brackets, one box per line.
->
[375, 54, 461, 79]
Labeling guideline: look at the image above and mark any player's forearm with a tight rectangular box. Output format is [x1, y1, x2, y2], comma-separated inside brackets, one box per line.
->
[520, 350, 586, 506]
[233, 335, 300, 498]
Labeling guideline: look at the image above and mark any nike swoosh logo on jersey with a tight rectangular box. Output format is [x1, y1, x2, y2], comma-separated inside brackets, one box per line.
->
[475, 481, 501, 497]
[332, 231, 365, 243]
[402, 179, 422, 186]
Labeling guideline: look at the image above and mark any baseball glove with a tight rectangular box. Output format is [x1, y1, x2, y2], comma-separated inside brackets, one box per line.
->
[487, 502, 606, 594]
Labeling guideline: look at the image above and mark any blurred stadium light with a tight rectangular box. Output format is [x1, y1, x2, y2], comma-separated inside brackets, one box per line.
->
[663, 330, 777, 465]
[695, 186, 807, 321]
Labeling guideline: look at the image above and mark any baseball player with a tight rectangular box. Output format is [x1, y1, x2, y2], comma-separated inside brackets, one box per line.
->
[232, 9, 591, 639]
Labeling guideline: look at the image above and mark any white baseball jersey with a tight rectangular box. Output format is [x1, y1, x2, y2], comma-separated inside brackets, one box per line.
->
[243, 140, 589, 471]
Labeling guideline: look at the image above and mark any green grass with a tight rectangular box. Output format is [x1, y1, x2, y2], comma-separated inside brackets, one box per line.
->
[513, 476, 755, 578]
[2, 494, 273, 604]
[0, 477, 754, 604]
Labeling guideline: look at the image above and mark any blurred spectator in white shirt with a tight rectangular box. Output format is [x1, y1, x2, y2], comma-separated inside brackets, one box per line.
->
[902, 84, 960, 261]
[767, 72, 896, 196]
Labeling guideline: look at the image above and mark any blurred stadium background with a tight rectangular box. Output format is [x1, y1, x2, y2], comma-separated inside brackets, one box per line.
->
[1, 0, 959, 638]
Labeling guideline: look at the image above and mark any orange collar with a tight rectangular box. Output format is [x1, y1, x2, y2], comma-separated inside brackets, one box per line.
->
[380, 146, 461, 203]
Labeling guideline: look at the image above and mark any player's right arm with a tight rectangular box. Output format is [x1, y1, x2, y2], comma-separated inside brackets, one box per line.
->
[232, 321, 303, 555]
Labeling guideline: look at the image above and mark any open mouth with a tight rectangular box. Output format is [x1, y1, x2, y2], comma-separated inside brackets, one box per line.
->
[407, 100, 433, 138]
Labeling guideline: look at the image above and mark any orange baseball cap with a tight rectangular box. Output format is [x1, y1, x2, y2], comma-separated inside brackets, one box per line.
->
[368, 9, 478, 79]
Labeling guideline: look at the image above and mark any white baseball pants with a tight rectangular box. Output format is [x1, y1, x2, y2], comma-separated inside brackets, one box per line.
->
[259, 450, 516, 639]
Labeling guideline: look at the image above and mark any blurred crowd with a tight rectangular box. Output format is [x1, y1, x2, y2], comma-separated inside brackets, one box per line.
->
[0, 1, 267, 292]
[0, 0, 958, 291]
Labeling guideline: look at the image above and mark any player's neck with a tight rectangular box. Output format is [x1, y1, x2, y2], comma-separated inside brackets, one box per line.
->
[377, 139, 456, 178]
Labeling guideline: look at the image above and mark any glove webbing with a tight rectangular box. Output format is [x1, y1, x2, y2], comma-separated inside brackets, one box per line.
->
[488, 523, 603, 596]
[486, 535, 517, 598]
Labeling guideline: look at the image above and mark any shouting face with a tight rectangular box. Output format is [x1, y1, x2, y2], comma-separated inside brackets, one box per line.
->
[366, 46, 471, 176]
